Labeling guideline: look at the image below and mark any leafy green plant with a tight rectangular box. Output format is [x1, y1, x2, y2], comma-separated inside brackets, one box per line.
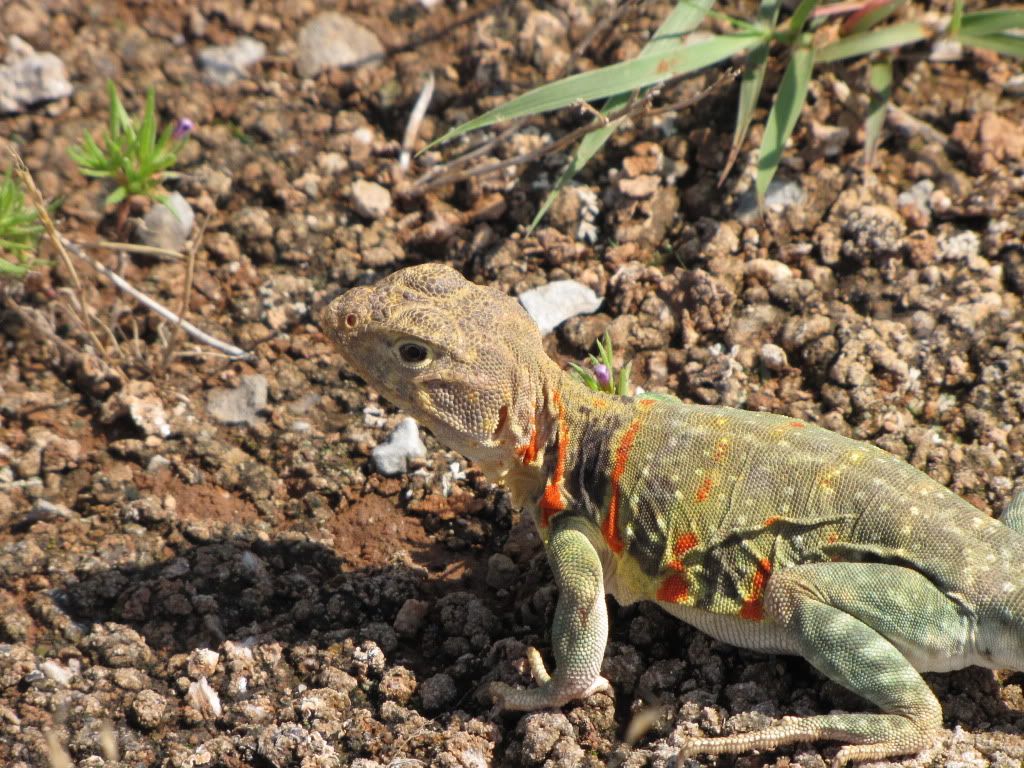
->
[570, 331, 633, 396]
[429, 0, 1024, 220]
[68, 81, 193, 209]
[0, 168, 49, 279]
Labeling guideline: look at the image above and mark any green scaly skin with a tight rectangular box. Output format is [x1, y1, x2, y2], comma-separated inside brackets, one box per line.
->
[321, 264, 1024, 766]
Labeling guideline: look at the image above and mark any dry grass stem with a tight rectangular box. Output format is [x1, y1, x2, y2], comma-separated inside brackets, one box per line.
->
[10, 149, 108, 357]
[160, 214, 207, 371]
[61, 237, 252, 359]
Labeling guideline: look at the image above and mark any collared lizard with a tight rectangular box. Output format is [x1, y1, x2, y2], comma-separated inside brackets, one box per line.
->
[321, 263, 1024, 766]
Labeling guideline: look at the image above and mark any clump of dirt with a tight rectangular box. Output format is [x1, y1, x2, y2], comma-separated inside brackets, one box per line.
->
[1, 1, 1023, 767]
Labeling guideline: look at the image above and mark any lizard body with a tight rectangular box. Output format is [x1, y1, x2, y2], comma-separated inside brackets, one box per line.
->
[321, 263, 1024, 765]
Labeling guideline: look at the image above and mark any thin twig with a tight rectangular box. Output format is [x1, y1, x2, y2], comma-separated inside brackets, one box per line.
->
[88, 240, 185, 260]
[61, 237, 253, 360]
[9, 150, 108, 357]
[411, 68, 738, 193]
[160, 215, 207, 371]
[886, 103, 949, 145]
[1, 291, 123, 382]
[399, 73, 436, 175]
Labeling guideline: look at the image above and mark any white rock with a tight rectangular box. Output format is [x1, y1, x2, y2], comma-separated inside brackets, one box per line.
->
[137, 192, 194, 252]
[295, 12, 384, 78]
[371, 417, 427, 476]
[207, 375, 268, 427]
[744, 258, 793, 284]
[185, 676, 222, 719]
[187, 648, 220, 679]
[898, 179, 935, 218]
[938, 230, 981, 263]
[0, 36, 72, 114]
[198, 36, 267, 86]
[39, 659, 74, 686]
[735, 178, 806, 220]
[518, 280, 602, 334]
[100, 381, 171, 438]
[759, 343, 789, 372]
[350, 180, 391, 220]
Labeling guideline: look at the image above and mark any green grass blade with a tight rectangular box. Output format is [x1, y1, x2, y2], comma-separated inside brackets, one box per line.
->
[107, 80, 121, 136]
[0, 260, 31, 277]
[721, 40, 772, 183]
[958, 32, 1024, 59]
[864, 55, 892, 167]
[756, 36, 814, 206]
[105, 186, 127, 206]
[721, 0, 782, 183]
[0, 236, 31, 249]
[139, 87, 157, 156]
[950, 0, 965, 36]
[847, 0, 908, 35]
[428, 32, 764, 149]
[529, 124, 614, 231]
[651, 0, 718, 46]
[960, 9, 1024, 36]
[816, 21, 930, 62]
[786, 0, 821, 38]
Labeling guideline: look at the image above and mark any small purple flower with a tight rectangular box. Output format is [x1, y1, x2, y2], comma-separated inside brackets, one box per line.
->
[593, 363, 610, 388]
[172, 117, 195, 140]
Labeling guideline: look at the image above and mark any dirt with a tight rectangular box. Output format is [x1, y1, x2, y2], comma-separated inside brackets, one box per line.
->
[1, 1, 1023, 767]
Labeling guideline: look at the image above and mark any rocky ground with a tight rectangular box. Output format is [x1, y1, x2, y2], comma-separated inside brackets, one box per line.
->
[1, 1, 1024, 766]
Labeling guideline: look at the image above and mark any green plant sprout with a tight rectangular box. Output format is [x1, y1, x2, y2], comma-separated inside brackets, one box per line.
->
[428, 0, 1024, 222]
[0, 167, 49, 279]
[570, 331, 633, 396]
[68, 81, 193, 209]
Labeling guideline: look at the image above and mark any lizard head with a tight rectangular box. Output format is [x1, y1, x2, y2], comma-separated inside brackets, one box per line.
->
[320, 264, 554, 468]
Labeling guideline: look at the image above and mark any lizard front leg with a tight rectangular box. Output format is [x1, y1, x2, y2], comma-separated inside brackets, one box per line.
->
[490, 519, 612, 710]
[679, 563, 951, 766]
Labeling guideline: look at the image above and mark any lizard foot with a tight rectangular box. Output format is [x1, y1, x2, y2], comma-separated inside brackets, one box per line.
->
[676, 714, 935, 767]
[488, 645, 611, 712]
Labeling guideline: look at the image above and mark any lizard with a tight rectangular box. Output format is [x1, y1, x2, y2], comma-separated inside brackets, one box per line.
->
[320, 262, 1024, 766]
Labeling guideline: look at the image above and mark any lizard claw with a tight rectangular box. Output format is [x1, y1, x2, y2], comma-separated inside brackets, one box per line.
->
[487, 680, 515, 715]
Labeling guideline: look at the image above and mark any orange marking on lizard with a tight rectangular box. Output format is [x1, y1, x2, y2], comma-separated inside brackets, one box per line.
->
[665, 531, 698, 572]
[656, 572, 690, 602]
[539, 392, 568, 528]
[591, 397, 609, 410]
[789, 421, 805, 428]
[695, 475, 715, 503]
[603, 418, 643, 553]
[739, 558, 772, 622]
[674, 532, 698, 557]
[763, 516, 780, 527]
[515, 419, 539, 465]
[827, 532, 839, 544]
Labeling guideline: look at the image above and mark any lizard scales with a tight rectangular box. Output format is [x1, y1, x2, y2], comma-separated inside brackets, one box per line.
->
[322, 263, 1024, 766]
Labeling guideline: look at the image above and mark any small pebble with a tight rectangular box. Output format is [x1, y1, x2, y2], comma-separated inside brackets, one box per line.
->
[207, 375, 268, 427]
[137, 192, 194, 252]
[295, 12, 384, 78]
[350, 180, 391, 220]
[518, 280, 603, 334]
[371, 417, 427, 476]
[0, 36, 72, 114]
[197, 36, 266, 86]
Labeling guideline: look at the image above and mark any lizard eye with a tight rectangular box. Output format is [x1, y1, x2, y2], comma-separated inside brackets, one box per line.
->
[398, 342, 430, 365]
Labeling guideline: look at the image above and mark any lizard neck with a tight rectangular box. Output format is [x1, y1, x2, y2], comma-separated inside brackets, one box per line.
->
[498, 358, 628, 519]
